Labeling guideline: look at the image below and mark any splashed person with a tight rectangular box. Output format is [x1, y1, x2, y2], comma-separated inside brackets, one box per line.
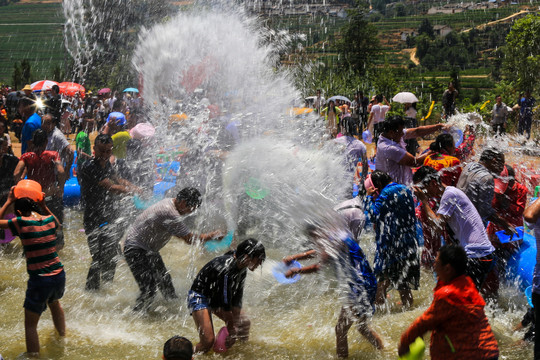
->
[284, 224, 383, 358]
[418, 133, 462, 269]
[0, 187, 66, 356]
[413, 166, 496, 289]
[122, 187, 224, 312]
[364, 170, 419, 309]
[14, 129, 66, 249]
[398, 244, 499, 360]
[79, 134, 143, 291]
[188, 239, 265, 353]
[375, 115, 444, 185]
[456, 148, 515, 234]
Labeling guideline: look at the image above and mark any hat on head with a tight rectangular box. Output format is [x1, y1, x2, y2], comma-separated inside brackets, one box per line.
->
[106, 112, 126, 126]
[22, 84, 32, 91]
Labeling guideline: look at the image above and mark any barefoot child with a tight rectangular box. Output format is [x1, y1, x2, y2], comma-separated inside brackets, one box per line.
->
[0, 186, 65, 356]
[188, 238, 265, 353]
[284, 225, 384, 358]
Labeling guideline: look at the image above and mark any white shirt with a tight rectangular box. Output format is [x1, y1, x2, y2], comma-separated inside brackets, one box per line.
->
[370, 104, 390, 124]
[437, 186, 495, 258]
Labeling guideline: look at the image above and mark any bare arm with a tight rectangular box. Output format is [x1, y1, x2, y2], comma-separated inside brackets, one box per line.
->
[413, 186, 447, 238]
[397, 150, 433, 167]
[182, 230, 223, 245]
[283, 249, 317, 265]
[0, 187, 15, 229]
[13, 160, 26, 183]
[524, 197, 540, 224]
[404, 123, 444, 139]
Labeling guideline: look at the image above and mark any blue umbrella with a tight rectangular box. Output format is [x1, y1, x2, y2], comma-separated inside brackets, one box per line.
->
[123, 87, 139, 93]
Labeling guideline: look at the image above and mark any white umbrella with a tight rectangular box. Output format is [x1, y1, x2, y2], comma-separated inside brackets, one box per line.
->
[392, 92, 419, 104]
[327, 95, 351, 104]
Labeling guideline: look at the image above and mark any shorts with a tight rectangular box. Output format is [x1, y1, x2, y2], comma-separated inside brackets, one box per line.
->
[187, 290, 209, 315]
[377, 260, 420, 291]
[24, 270, 65, 315]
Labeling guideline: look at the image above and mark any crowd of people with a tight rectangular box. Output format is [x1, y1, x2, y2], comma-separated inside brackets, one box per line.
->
[0, 81, 539, 360]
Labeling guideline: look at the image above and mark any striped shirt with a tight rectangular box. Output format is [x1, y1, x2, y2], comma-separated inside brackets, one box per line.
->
[8, 215, 63, 276]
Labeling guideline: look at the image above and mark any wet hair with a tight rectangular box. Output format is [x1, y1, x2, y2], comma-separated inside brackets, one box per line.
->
[14, 197, 41, 215]
[375, 94, 383, 103]
[479, 148, 504, 164]
[429, 133, 454, 153]
[413, 165, 441, 185]
[370, 170, 393, 190]
[340, 117, 354, 136]
[94, 134, 113, 146]
[506, 164, 515, 179]
[163, 335, 193, 360]
[51, 84, 60, 94]
[438, 244, 468, 276]
[382, 115, 405, 133]
[175, 187, 202, 209]
[236, 238, 266, 263]
[31, 129, 48, 148]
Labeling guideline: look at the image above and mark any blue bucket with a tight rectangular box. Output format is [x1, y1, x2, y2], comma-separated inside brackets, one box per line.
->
[204, 231, 234, 252]
[272, 260, 302, 284]
[496, 226, 524, 244]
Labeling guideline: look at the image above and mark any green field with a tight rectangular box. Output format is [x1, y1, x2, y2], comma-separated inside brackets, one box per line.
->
[0, 3, 64, 83]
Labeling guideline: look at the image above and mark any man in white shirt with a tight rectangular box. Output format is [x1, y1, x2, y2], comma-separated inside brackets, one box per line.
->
[413, 165, 496, 289]
[366, 94, 390, 146]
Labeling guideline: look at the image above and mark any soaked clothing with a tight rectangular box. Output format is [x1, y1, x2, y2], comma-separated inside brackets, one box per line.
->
[333, 236, 377, 316]
[21, 113, 41, 154]
[454, 131, 476, 162]
[400, 274, 499, 360]
[437, 186, 495, 259]
[457, 162, 495, 222]
[20, 150, 60, 191]
[124, 198, 190, 252]
[334, 197, 366, 242]
[366, 182, 419, 289]
[79, 158, 119, 231]
[423, 153, 462, 187]
[190, 253, 246, 311]
[8, 215, 62, 276]
[376, 134, 412, 185]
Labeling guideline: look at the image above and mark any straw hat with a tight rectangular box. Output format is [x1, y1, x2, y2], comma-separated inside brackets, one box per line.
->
[21, 84, 32, 91]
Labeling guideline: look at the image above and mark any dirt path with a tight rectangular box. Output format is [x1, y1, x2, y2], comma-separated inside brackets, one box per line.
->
[462, 9, 530, 33]
[402, 48, 420, 65]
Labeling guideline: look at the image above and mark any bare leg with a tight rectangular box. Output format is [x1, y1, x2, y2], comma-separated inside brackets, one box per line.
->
[192, 309, 215, 353]
[48, 300, 66, 336]
[399, 289, 413, 309]
[24, 309, 41, 355]
[356, 317, 384, 350]
[335, 307, 353, 358]
[375, 278, 389, 307]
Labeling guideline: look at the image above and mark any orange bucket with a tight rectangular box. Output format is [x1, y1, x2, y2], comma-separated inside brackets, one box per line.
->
[14, 180, 44, 202]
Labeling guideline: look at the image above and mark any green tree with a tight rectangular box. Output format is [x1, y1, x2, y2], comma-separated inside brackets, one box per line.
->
[337, 4, 380, 76]
[503, 14, 540, 92]
[20, 59, 31, 84]
[418, 18, 434, 39]
[12, 63, 22, 90]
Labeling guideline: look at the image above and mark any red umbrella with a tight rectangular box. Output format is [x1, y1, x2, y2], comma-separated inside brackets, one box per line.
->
[30, 80, 58, 92]
[59, 82, 85, 97]
[98, 88, 111, 95]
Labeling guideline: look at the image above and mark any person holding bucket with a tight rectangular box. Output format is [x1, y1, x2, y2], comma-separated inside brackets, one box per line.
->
[0, 183, 66, 356]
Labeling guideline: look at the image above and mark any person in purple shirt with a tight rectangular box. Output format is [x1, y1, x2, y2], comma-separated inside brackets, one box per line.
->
[375, 116, 444, 185]
[18, 97, 41, 154]
[413, 166, 496, 290]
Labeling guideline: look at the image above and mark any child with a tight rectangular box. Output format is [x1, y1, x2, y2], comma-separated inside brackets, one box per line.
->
[0, 186, 65, 356]
[284, 225, 384, 358]
[188, 238, 265, 353]
[398, 244, 499, 360]
[163, 335, 193, 360]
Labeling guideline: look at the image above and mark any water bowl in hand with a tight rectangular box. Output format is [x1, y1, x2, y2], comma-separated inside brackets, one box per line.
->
[272, 260, 302, 284]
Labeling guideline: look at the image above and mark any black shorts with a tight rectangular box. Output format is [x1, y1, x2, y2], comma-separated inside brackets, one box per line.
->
[24, 270, 65, 314]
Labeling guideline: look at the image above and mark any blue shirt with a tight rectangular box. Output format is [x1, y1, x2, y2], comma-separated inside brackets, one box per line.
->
[21, 113, 41, 154]
[366, 182, 418, 274]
